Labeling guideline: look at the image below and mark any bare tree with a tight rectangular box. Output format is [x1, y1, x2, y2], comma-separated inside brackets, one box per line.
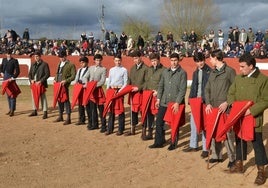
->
[122, 16, 154, 42]
[161, 0, 220, 41]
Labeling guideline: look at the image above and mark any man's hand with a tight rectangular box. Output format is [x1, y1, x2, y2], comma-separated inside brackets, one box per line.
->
[205, 104, 213, 114]
[132, 86, 138, 92]
[61, 80, 66, 85]
[155, 99, 160, 109]
[218, 101, 228, 113]
[171, 102, 179, 114]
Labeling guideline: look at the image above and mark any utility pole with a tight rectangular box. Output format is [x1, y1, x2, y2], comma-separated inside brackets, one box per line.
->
[99, 4, 106, 41]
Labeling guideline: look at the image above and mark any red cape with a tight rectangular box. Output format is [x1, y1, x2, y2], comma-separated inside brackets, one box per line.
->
[205, 108, 227, 150]
[71, 83, 84, 109]
[128, 90, 143, 112]
[189, 97, 205, 134]
[1, 80, 21, 98]
[30, 83, 46, 110]
[82, 81, 97, 106]
[163, 103, 185, 143]
[216, 100, 255, 141]
[90, 87, 106, 105]
[141, 90, 154, 124]
[103, 88, 117, 117]
[53, 83, 68, 108]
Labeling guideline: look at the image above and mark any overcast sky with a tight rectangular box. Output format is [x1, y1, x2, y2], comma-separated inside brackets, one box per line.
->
[0, 0, 267, 40]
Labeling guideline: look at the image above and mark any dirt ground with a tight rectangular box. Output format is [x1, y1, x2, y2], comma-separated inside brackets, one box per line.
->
[1, 86, 268, 188]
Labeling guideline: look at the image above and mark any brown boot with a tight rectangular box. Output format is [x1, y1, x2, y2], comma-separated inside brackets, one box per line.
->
[63, 114, 71, 125]
[29, 110, 37, 117]
[125, 126, 135, 136]
[42, 111, 48, 119]
[141, 126, 146, 140]
[229, 160, 244, 173]
[144, 127, 153, 140]
[53, 114, 63, 122]
[9, 111, 14, 117]
[254, 165, 266, 185]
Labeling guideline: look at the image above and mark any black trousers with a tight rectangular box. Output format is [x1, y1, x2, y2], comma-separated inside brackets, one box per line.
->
[235, 132, 268, 166]
[154, 106, 167, 146]
[89, 101, 106, 129]
[107, 112, 125, 133]
[143, 111, 155, 129]
[131, 111, 139, 126]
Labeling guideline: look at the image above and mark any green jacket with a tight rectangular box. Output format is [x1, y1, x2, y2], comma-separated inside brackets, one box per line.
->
[227, 68, 268, 132]
[144, 63, 165, 90]
[157, 66, 187, 107]
[55, 60, 76, 88]
[205, 63, 236, 107]
[128, 62, 148, 91]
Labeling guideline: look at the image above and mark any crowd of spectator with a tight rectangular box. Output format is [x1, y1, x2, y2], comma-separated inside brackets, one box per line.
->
[1, 26, 268, 59]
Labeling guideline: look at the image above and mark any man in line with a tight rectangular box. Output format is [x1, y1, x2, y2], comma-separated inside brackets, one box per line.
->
[0, 49, 20, 117]
[105, 54, 128, 135]
[205, 49, 236, 168]
[183, 52, 211, 158]
[87, 54, 107, 131]
[149, 53, 187, 150]
[142, 52, 165, 140]
[53, 51, 76, 125]
[227, 53, 268, 185]
[126, 50, 148, 136]
[28, 51, 50, 119]
[73, 56, 90, 126]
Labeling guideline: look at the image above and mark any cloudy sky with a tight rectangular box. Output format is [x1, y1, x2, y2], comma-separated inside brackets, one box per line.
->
[0, 0, 267, 40]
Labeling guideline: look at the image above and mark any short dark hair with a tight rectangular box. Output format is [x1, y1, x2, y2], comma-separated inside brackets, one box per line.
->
[130, 50, 141, 57]
[239, 53, 256, 68]
[210, 49, 223, 61]
[79, 56, 89, 63]
[193, 52, 205, 62]
[170, 53, 182, 61]
[149, 52, 160, 60]
[94, 53, 103, 60]
[114, 53, 122, 59]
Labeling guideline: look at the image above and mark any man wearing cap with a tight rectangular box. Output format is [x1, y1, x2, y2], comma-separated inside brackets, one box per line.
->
[53, 51, 76, 125]
[126, 50, 148, 136]
[28, 51, 51, 119]
[0, 49, 20, 117]
[73, 56, 90, 126]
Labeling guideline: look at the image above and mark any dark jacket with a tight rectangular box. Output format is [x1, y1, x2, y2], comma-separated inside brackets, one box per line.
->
[227, 68, 268, 132]
[128, 62, 148, 91]
[0, 57, 20, 80]
[157, 66, 187, 107]
[189, 63, 211, 102]
[28, 60, 50, 88]
[144, 63, 165, 90]
[205, 63, 236, 107]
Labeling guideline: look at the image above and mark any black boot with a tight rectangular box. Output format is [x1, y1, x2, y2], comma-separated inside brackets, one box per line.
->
[63, 114, 71, 125]
[141, 126, 146, 140]
[144, 127, 153, 140]
[29, 110, 37, 117]
[42, 111, 48, 119]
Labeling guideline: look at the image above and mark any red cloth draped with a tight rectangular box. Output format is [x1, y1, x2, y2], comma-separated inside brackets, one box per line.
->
[30, 83, 46, 110]
[128, 90, 143, 112]
[150, 96, 158, 115]
[141, 90, 154, 124]
[163, 103, 185, 143]
[90, 87, 106, 105]
[82, 81, 97, 106]
[205, 108, 227, 150]
[2, 80, 21, 98]
[216, 101, 255, 141]
[103, 85, 133, 117]
[189, 97, 205, 134]
[71, 83, 84, 109]
[53, 82, 68, 108]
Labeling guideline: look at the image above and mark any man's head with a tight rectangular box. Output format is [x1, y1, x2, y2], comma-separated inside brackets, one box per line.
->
[114, 53, 122, 67]
[193, 52, 205, 69]
[149, 52, 160, 67]
[239, 53, 256, 76]
[79, 56, 89, 68]
[169, 53, 182, 69]
[94, 53, 103, 66]
[130, 50, 142, 65]
[58, 50, 67, 61]
[210, 49, 224, 67]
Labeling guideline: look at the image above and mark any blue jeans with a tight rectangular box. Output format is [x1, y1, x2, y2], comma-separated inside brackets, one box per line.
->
[189, 114, 207, 151]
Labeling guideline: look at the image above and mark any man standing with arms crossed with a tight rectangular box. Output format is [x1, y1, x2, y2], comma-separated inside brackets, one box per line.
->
[227, 53, 268, 185]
